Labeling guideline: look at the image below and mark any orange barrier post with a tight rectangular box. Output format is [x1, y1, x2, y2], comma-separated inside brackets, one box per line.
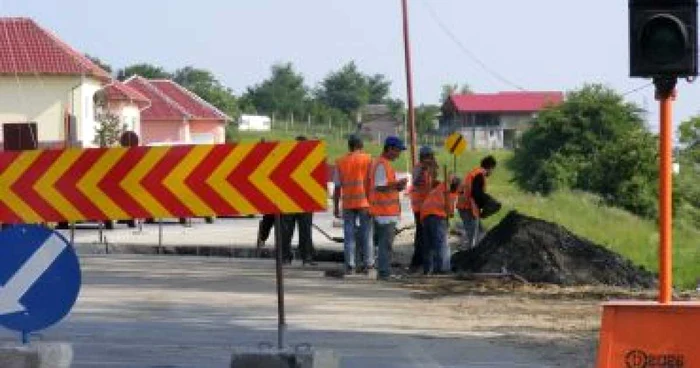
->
[596, 78, 700, 367]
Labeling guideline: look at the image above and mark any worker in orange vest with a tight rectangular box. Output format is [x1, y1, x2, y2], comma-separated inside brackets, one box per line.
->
[367, 136, 408, 280]
[333, 134, 373, 274]
[457, 155, 497, 249]
[408, 146, 438, 273]
[420, 176, 461, 274]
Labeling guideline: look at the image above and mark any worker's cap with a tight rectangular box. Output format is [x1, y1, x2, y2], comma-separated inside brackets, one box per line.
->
[347, 134, 362, 145]
[384, 136, 406, 150]
[419, 145, 434, 157]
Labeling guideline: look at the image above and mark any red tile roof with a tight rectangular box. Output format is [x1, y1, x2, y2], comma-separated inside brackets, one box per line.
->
[0, 17, 110, 80]
[448, 91, 563, 113]
[124, 76, 188, 121]
[149, 80, 230, 120]
[103, 81, 150, 104]
[123, 76, 230, 122]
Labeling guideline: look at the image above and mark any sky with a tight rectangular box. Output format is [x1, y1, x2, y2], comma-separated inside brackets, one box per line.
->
[1, 0, 698, 135]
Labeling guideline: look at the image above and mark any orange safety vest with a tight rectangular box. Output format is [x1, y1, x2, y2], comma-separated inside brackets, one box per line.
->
[456, 167, 487, 217]
[410, 166, 434, 212]
[420, 183, 457, 222]
[367, 156, 401, 217]
[335, 151, 372, 209]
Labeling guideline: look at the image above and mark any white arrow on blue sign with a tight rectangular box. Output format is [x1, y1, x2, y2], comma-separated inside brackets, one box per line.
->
[0, 225, 81, 333]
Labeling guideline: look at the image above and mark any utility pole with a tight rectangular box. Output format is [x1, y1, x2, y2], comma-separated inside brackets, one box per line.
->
[401, 0, 417, 169]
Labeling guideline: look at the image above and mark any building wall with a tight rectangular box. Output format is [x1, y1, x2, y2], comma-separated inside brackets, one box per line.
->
[189, 119, 225, 144]
[106, 101, 141, 136]
[141, 120, 185, 145]
[77, 77, 103, 147]
[0, 75, 90, 146]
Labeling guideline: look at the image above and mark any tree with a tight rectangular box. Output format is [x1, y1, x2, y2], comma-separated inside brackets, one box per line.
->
[440, 83, 472, 102]
[94, 112, 125, 147]
[415, 104, 441, 134]
[86, 54, 112, 74]
[511, 84, 659, 217]
[679, 116, 700, 149]
[173, 66, 239, 119]
[117, 63, 172, 81]
[315, 61, 369, 118]
[367, 74, 391, 104]
[242, 62, 308, 117]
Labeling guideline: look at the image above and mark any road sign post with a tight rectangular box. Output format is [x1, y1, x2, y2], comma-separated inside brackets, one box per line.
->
[444, 132, 467, 173]
[0, 225, 81, 343]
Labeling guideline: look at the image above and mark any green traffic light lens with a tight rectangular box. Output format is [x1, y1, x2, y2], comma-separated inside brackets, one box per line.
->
[640, 15, 688, 65]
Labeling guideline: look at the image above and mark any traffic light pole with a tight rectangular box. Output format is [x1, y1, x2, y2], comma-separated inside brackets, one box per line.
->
[654, 77, 676, 304]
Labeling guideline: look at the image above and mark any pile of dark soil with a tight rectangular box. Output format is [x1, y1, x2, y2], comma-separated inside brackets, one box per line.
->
[451, 211, 657, 288]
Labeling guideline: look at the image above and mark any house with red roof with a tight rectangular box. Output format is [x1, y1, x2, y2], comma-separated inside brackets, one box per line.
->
[441, 91, 563, 149]
[99, 81, 150, 135]
[0, 17, 111, 149]
[123, 76, 230, 145]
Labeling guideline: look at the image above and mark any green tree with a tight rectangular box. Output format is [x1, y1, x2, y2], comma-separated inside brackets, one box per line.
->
[117, 63, 172, 81]
[511, 84, 659, 217]
[94, 112, 125, 147]
[679, 115, 700, 149]
[173, 66, 239, 119]
[367, 74, 391, 104]
[242, 62, 308, 117]
[315, 61, 370, 117]
[415, 104, 440, 134]
[440, 83, 472, 102]
[85, 54, 112, 74]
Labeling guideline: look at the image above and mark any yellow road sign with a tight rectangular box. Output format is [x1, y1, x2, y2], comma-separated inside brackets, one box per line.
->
[444, 132, 467, 155]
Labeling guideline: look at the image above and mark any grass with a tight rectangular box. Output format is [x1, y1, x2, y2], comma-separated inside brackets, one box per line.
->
[237, 128, 700, 289]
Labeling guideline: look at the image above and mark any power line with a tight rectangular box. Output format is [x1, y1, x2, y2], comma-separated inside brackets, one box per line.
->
[622, 82, 653, 96]
[420, 0, 526, 91]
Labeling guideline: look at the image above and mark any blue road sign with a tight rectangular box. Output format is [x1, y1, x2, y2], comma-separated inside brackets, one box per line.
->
[0, 225, 81, 333]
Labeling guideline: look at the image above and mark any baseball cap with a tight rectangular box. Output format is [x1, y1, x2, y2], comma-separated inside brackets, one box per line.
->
[419, 145, 434, 157]
[384, 136, 406, 150]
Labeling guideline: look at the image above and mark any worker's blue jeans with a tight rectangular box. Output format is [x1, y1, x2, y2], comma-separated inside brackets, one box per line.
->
[374, 220, 396, 278]
[459, 209, 483, 249]
[422, 215, 450, 274]
[343, 209, 373, 269]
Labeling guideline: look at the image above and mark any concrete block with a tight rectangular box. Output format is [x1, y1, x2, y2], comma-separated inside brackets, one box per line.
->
[0, 342, 73, 368]
[230, 347, 338, 368]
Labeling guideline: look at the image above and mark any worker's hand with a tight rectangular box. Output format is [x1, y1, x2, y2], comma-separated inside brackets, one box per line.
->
[333, 207, 341, 219]
[396, 178, 408, 191]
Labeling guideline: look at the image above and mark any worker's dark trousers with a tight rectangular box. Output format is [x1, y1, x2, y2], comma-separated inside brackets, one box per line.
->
[410, 211, 424, 268]
[281, 213, 316, 262]
[257, 214, 275, 243]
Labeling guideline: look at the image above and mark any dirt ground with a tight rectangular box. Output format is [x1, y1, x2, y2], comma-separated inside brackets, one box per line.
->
[395, 275, 699, 367]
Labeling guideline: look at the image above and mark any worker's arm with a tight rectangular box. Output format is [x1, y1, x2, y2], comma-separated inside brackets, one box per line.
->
[375, 164, 407, 193]
[471, 174, 488, 209]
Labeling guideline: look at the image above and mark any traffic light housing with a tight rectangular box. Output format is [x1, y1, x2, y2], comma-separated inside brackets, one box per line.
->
[630, 0, 698, 77]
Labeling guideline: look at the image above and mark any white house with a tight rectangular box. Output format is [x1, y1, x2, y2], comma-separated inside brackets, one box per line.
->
[0, 17, 111, 149]
[238, 114, 271, 131]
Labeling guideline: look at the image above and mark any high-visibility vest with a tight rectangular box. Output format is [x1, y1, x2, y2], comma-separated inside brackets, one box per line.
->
[410, 166, 434, 212]
[367, 156, 401, 217]
[335, 151, 372, 209]
[456, 167, 487, 217]
[420, 182, 457, 221]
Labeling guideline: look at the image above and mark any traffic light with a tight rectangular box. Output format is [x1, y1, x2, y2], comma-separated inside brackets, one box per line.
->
[629, 0, 698, 77]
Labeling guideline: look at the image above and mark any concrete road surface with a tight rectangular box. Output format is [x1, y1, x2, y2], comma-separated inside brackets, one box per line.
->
[0, 255, 556, 367]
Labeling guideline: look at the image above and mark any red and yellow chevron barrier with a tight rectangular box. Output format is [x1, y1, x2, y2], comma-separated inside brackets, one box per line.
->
[0, 141, 327, 223]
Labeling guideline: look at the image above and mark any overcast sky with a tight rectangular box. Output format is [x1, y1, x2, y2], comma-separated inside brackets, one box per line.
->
[2, 0, 698, 135]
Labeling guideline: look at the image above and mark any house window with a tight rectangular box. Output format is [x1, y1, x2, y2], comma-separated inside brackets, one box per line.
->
[3, 122, 38, 151]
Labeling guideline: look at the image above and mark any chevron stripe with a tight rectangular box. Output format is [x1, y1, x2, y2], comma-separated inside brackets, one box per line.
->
[77, 148, 128, 219]
[0, 151, 43, 223]
[0, 151, 28, 223]
[99, 147, 150, 218]
[187, 145, 237, 215]
[292, 141, 327, 209]
[13, 150, 64, 222]
[35, 149, 84, 221]
[55, 148, 107, 221]
[163, 145, 214, 216]
[120, 146, 171, 218]
[144, 146, 193, 217]
[269, 141, 318, 211]
[250, 142, 302, 213]
[206, 144, 258, 214]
